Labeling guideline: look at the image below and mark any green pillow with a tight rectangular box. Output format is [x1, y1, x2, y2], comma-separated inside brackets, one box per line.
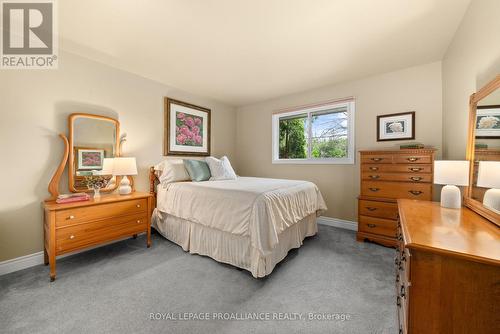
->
[183, 159, 211, 182]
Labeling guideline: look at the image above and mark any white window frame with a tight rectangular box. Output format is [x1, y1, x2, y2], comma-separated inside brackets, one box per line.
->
[272, 100, 355, 164]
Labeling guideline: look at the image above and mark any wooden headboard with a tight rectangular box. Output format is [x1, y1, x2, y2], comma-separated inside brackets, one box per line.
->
[149, 166, 159, 206]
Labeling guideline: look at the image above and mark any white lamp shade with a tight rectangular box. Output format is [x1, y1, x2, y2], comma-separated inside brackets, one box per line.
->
[434, 160, 470, 186]
[99, 158, 115, 175]
[477, 161, 500, 188]
[112, 157, 138, 176]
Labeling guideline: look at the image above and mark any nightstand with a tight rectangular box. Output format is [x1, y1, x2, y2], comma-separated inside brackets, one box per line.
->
[43, 192, 153, 281]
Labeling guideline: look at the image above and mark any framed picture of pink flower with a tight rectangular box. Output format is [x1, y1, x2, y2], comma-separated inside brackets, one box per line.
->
[164, 97, 211, 156]
[76, 148, 105, 170]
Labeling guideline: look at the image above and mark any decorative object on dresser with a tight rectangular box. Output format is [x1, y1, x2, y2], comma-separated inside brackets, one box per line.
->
[396, 199, 499, 334]
[376, 111, 415, 141]
[464, 74, 500, 226]
[164, 97, 211, 156]
[112, 157, 138, 195]
[433, 160, 470, 209]
[357, 148, 436, 247]
[43, 192, 153, 281]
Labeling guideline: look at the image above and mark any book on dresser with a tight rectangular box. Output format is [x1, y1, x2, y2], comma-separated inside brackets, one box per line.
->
[357, 148, 437, 247]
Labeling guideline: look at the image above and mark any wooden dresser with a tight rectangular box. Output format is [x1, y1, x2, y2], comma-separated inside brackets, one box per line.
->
[357, 149, 436, 247]
[43, 192, 153, 281]
[396, 199, 500, 334]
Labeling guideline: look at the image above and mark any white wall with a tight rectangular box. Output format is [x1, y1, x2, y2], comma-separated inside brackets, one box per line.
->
[235, 62, 443, 221]
[0, 51, 236, 262]
[442, 0, 500, 159]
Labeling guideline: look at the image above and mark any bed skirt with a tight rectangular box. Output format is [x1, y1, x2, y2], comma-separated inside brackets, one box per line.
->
[152, 211, 318, 278]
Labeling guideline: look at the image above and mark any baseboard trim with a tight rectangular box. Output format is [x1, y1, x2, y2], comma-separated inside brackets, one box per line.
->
[0, 251, 45, 276]
[317, 216, 358, 231]
[0, 234, 144, 276]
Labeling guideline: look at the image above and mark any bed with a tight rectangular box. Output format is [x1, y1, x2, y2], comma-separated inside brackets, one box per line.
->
[149, 167, 327, 277]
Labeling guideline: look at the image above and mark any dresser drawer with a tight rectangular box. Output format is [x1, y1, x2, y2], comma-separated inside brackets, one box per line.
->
[55, 198, 148, 227]
[362, 172, 432, 183]
[358, 215, 397, 237]
[394, 154, 432, 164]
[361, 164, 432, 174]
[360, 154, 393, 164]
[361, 181, 432, 200]
[56, 213, 148, 253]
[359, 200, 399, 219]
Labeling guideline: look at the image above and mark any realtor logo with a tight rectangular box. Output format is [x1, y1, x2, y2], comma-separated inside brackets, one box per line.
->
[1, 0, 58, 69]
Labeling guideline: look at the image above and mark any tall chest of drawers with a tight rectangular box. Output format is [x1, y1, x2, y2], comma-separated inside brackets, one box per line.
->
[357, 149, 436, 247]
[43, 192, 153, 281]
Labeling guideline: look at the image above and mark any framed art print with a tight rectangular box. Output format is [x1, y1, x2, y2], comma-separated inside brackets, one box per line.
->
[164, 97, 211, 156]
[77, 148, 104, 170]
[377, 111, 415, 141]
[475, 105, 500, 139]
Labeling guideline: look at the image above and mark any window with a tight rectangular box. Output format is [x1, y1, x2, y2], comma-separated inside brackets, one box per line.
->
[272, 99, 355, 164]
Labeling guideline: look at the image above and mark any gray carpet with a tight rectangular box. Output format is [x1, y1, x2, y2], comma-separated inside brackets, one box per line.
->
[0, 225, 397, 334]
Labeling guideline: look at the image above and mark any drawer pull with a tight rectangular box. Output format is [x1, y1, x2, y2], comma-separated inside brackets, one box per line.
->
[410, 176, 422, 181]
[369, 167, 379, 171]
[371, 158, 383, 162]
[68, 215, 75, 220]
[407, 157, 420, 162]
[366, 207, 377, 211]
[69, 235, 75, 240]
[369, 175, 380, 179]
[400, 285, 406, 298]
[137, 220, 141, 223]
[409, 190, 423, 196]
[409, 167, 423, 172]
[367, 223, 377, 228]
[369, 188, 380, 192]
[136, 204, 141, 208]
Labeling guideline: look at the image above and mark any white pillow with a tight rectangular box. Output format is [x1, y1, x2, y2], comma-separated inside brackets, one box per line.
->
[154, 159, 191, 184]
[205, 156, 237, 181]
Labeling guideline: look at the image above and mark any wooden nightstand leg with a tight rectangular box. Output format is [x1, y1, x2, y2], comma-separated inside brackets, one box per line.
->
[48, 210, 57, 281]
[44, 247, 49, 265]
[49, 258, 56, 282]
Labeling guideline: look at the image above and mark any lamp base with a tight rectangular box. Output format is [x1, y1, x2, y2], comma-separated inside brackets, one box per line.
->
[440, 185, 461, 209]
[118, 176, 132, 195]
[483, 188, 500, 212]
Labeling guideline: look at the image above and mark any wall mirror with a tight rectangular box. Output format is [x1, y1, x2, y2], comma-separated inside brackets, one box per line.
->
[465, 75, 500, 226]
[68, 113, 120, 193]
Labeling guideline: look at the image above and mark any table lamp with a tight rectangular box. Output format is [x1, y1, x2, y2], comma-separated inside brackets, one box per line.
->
[112, 157, 138, 195]
[433, 160, 470, 209]
[477, 161, 500, 211]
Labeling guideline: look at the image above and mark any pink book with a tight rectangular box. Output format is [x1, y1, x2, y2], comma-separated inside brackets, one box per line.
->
[56, 195, 90, 204]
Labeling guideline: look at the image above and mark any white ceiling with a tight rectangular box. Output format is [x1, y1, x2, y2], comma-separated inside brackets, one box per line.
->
[60, 0, 471, 106]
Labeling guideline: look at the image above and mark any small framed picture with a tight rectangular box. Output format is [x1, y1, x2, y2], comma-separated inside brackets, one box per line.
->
[377, 112, 415, 142]
[77, 148, 105, 170]
[164, 97, 211, 156]
[475, 105, 500, 139]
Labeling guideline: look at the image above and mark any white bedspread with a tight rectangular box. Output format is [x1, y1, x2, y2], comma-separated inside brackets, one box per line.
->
[157, 177, 327, 255]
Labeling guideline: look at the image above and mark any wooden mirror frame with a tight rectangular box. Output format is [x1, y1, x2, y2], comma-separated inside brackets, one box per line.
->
[464, 75, 500, 226]
[68, 113, 120, 193]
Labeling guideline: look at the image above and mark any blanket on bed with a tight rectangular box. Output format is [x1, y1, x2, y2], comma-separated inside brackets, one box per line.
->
[156, 177, 327, 255]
